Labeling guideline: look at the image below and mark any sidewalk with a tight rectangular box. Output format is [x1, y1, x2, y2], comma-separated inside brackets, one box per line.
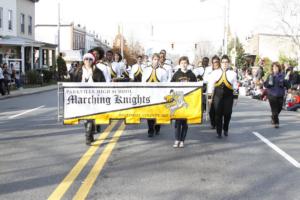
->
[0, 84, 57, 100]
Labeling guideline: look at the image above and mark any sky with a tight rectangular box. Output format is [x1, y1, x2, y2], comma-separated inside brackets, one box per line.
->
[35, 0, 280, 56]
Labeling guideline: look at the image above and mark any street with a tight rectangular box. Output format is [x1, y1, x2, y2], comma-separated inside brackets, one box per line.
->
[0, 90, 300, 200]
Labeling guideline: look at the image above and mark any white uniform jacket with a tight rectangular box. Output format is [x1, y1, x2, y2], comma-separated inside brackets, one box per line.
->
[207, 68, 239, 99]
[142, 66, 168, 82]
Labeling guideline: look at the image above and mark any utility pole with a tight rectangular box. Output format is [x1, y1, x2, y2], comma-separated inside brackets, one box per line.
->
[120, 23, 124, 58]
[224, 0, 230, 55]
[57, 1, 61, 55]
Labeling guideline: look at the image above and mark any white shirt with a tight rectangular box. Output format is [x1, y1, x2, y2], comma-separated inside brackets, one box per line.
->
[161, 63, 173, 82]
[81, 67, 94, 83]
[193, 67, 205, 78]
[111, 61, 122, 78]
[203, 66, 213, 84]
[96, 62, 111, 82]
[142, 66, 168, 82]
[207, 68, 238, 94]
[129, 63, 145, 80]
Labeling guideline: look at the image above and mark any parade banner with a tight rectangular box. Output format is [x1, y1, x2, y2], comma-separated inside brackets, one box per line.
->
[61, 82, 203, 125]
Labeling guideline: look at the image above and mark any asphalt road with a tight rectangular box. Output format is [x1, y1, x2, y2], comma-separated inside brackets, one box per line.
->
[0, 90, 299, 200]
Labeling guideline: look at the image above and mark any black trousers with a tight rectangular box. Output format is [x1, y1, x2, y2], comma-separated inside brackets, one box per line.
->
[209, 102, 216, 127]
[213, 94, 234, 135]
[268, 95, 284, 124]
[175, 120, 188, 141]
[147, 120, 160, 134]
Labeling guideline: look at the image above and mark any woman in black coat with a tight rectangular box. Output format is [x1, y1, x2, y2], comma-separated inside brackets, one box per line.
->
[73, 53, 106, 145]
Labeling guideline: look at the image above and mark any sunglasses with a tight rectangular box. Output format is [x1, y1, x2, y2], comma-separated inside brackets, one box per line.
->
[84, 58, 94, 62]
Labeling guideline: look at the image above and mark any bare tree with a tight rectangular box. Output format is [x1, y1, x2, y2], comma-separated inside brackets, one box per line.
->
[269, 0, 300, 59]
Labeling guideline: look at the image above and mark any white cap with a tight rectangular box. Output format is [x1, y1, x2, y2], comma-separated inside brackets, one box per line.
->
[83, 53, 95, 63]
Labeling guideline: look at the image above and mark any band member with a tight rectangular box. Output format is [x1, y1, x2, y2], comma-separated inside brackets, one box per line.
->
[111, 52, 123, 81]
[202, 57, 212, 84]
[207, 55, 238, 138]
[122, 58, 131, 82]
[142, 53, 168, 137]
[143, 55, 151, 67]
[90, 47, 111, 82]
[159, 50, 173, 82]
[171, 56, 197, 148]
[73, 53, 106, 145]
[130, 55, 145, 82]
[193, 59, 205, 81]
[208, 55, 221, 129]
[264, 62, 289, 128]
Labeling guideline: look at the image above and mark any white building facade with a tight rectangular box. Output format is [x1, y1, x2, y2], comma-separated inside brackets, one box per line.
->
[245, 33, 300, 61]
[0, 0, 56, 75]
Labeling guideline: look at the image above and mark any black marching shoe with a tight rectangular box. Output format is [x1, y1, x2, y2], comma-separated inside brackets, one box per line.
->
[217, 133, 222, 139]
[271, 117, 275, 125]
[148, 130, 154, 138]
[85, 134, 95, 145]
[224, 131, 228, 137]
[96, 125, 101, 133]
[155, 130, 160, 135]
[274, 124, 279, 128]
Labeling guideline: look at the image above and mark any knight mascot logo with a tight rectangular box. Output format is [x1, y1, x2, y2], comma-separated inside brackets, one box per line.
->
[164, 90, 188, 116]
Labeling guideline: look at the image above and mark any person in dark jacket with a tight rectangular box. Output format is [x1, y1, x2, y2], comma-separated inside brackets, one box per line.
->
[171, 56, 197, 148]
[73, 53, 106, 145]
[264, 62, 290, 128]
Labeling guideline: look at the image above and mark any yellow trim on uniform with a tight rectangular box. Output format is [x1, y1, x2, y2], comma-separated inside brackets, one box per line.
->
[134, 65, 143, 77]
[110, 65, 117, 78]
[147, 68, 159, 82]
[214, 71, 233, 90]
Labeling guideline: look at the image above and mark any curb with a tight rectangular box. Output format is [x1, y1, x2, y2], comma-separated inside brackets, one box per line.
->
[0, 86, 57, 100]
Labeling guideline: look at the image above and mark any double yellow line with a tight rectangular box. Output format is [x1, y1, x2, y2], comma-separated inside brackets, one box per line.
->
[48, 121, 126, 200]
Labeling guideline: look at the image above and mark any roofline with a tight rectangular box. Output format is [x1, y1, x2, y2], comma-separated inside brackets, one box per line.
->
[257, 33, 300, 37]
[35, 24, 73, 27]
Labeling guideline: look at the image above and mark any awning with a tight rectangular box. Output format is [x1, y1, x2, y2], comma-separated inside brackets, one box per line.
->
[0, 36, 57, 48]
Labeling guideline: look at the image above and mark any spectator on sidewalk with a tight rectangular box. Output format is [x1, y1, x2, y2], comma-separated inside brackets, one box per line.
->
[256, 58, 265, 81]
[0, 64, 5, 95]
[3, 63, 12, 95]
[57, 53, 67, 81]
[286, 88, 300, 111]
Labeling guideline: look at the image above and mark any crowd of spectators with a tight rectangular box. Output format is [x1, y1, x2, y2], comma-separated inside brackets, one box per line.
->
[239, 59, 300, 112]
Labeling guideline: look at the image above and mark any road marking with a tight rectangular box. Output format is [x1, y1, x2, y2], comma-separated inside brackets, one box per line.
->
[252, 132, 300, 168]
[73, 123, 126, 200]
[8, 105, 45, 119]
[47, 121, 118, 200]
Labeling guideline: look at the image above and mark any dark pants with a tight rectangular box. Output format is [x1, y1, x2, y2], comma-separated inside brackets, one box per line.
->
[0, 79, 5, 95]
[209, 102, 215, 127]
[175, 120, 188, 141]
[268, 95, 284, 124]
[4, 79, 10, 94]
[287, 104, 300, 111]
[147, 120, 160, 135]
[213, 93, 234, 135]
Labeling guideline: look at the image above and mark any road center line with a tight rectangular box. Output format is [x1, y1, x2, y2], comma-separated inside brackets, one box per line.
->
[252, 131, 300, 169]
[73, 123, 126, 200]
[8, 105, 45, 119]
[47, 121, 118, 200]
